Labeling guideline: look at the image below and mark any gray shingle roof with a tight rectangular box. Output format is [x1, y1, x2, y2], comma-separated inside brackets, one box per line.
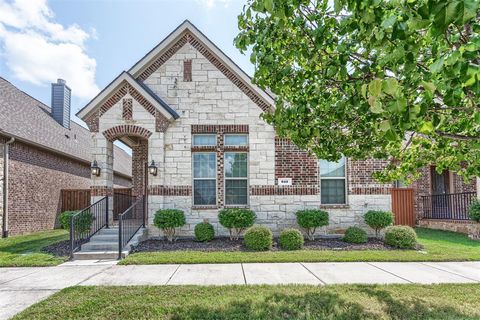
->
[0, 77, 132, 177]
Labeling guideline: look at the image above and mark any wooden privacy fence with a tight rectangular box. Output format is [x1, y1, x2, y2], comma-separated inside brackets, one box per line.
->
[391, 188, 415, 227]
[61, 188, 132, 213]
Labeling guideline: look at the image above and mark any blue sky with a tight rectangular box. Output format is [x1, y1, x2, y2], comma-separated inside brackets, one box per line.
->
[0, 0, 253, 125]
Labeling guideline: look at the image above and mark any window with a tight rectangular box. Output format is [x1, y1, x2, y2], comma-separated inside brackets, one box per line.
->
[193, 153, 216, 206]
[192, 134, 216, 146]
[225, 134, 248, 146]
[319, 157, 346, 204]
[224, 152, 248, 205]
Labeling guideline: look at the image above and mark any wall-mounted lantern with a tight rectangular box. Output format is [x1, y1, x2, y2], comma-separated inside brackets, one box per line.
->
[148, 160, 158, 176]
[91, 160, 101, 177]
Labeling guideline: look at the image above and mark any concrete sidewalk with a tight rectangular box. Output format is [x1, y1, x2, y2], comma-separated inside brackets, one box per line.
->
[1, 261, 479, 319]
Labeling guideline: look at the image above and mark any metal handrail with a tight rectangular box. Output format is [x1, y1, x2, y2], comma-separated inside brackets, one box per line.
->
[118, 196, 145, 259]
[421, 192, 475, 220]
[69, 196, 108, 258]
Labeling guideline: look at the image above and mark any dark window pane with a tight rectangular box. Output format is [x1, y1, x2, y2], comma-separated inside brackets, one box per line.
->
[194, 180, 216, 205]
[225, 152, 247, 178]
[225, 180, 248, 205]
[321, 179, 346, 204]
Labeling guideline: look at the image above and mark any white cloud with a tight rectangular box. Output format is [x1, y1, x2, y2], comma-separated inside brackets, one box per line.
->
[196, 0, 231, 9]
[0, 0, 99, 99]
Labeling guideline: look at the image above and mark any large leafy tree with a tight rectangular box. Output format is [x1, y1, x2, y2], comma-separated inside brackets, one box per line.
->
[235, 0, 480, 182]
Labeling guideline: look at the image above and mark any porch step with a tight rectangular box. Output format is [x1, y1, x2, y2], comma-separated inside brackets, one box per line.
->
[90, 234, 119, 242]
[96, 227, 120, 235]
[81, 241, 118, 251]
[73, 250, 128, 260]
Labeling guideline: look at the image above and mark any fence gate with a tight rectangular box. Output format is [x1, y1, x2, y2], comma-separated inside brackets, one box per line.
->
[391, 188, 415, 227]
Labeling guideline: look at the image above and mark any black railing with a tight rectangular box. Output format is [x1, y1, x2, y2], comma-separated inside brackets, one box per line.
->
[113, 192, 136, 220]
[421, 192, 476, 220]
[70, 196, 108, 258]
[118, 196, 145, 259]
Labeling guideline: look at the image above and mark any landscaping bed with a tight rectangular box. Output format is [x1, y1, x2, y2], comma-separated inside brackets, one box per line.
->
[41, 239, 71, 257]
[132, 236, 396, 253]
[13, 284, 480, 319]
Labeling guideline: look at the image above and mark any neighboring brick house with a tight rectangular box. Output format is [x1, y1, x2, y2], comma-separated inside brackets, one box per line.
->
[0, 77, 132, 236]
[77, 20, 395, 237]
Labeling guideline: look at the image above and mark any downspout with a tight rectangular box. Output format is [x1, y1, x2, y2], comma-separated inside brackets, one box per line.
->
[2, 136, 15, 238]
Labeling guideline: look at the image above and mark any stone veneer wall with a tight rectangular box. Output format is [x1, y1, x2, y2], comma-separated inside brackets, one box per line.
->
[418, 219, 480, 235]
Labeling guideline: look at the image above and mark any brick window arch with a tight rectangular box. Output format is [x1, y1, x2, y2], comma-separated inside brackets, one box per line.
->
[103, 125, 153, 142]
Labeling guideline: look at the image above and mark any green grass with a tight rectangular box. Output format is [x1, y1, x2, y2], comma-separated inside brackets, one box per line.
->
[121, 228, 480, 265]
[0, 229, 69, 267]
[13, 284, 480, 319]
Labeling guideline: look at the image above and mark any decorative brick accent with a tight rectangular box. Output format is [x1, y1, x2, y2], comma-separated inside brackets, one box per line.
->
[275, 137, 318, 186]
[191, 124, 249, 134]
[91, 186, 114, 197]
[103, 125, 153, 142]
[148, 185, 192, 196]
[132, 140, 148, 197]
[87, 80, 170, 132]
[250, 186, 319, 196]
[350, 187, 391, 195]
[137, 32, 273, 112]
[216, 131, 225, 207]
[122, 98, 133, 120]
[183, 59, 192, 82]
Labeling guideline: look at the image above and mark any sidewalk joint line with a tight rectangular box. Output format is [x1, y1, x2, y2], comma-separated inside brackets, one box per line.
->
[0, 269, 43, 286]
[165, 264, 181, 285]
[240, 263, 247, 285]
[420, 262, 479, 283]
[75, 265, 116, 286]
[366, 263, 413, 283]
[300, 263, 326, 285]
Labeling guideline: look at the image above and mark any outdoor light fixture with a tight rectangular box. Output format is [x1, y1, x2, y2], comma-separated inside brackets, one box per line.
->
[148, 160, 158, 176]
[91, 160, 101, 177]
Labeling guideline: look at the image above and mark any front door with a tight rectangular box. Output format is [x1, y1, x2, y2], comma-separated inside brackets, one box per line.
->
[430, 166, 450, 216]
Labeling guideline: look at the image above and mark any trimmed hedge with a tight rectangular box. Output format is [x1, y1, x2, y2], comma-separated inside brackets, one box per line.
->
[384, 226, 417, 249]
[279, 228, 304, 250]
[153, 209, 186, 242]
[194, 221, 215, 242]
[469, 199, 480, 222]
[296, 209, 329, 240]
[218, 208, 256, 240]
[364, 210, 394, 237]
[59, 210, 93, 234]
[343, 227, 368, 244]
[244, 225, 273, 251]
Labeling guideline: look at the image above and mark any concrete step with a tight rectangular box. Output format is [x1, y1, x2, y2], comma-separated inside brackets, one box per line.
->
[90, 234, 119, 242]
[96, 228, 119, 235]
[73, 250, 128, 260]
[81, 241, 118, 251]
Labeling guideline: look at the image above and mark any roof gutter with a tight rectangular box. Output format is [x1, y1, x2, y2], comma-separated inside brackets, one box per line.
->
[2, 136, 15, 238]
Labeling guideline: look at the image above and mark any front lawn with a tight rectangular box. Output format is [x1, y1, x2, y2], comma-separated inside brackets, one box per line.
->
[0, 229, 69, 267]
[121, 228, 480, 265]
[13, 284, 480, 319]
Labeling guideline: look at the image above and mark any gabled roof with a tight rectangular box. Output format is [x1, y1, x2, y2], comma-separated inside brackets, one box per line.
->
[76, 71, 179, 120]
[0, 77, 132, 178]
[128, 20, 274, 107]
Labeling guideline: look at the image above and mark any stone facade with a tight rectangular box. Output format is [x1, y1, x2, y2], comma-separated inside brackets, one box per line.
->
[82, 23, 394, 238]
[418, 219, 480, 235]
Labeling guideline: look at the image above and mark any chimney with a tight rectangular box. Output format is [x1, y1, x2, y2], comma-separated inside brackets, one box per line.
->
[51, 79, 71, 129]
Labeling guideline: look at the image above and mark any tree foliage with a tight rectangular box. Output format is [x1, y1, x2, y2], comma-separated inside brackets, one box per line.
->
[236, 0, 480, 182]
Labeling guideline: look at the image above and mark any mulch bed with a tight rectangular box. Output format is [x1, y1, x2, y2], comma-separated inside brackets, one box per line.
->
[41, 240, 71, 257]
[131, 237, 397, 253]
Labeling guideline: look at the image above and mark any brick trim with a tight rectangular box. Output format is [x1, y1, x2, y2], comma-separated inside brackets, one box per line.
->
[86, 80, 170, 132]
[148, 185, 192, 196]
[137, 32, 272, 112]
[122, 98, 133, 120]
[103, 125, 153, 142]
[191, 124, 249, 134]
[91, 186, 113, 197]
[350, 187, 391, 195]
[250, 186, 319, 196]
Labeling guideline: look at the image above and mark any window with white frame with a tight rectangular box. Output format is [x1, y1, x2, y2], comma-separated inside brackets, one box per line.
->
[224, 134, 248, 146]
[193, 153, 216, 206]
[224, 152, 248, 205]
[319, 157, 346, 204]
[192, 134, 216, 146]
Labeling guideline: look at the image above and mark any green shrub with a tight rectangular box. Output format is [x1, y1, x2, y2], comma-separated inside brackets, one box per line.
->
[364, 210, 394, 237]
[279, 228, 304, 250]
[469, 199, 480, 223]
[59, 210, 93, 234]
[295, 209, 329, 240]
[343, 226, 368, 244]
[218, 208, 256, 240]
[153, 209, 186, 242]
[384, 226, 417, 249]
[194, 221, 215, 242]
[244, 225, 273, 251]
